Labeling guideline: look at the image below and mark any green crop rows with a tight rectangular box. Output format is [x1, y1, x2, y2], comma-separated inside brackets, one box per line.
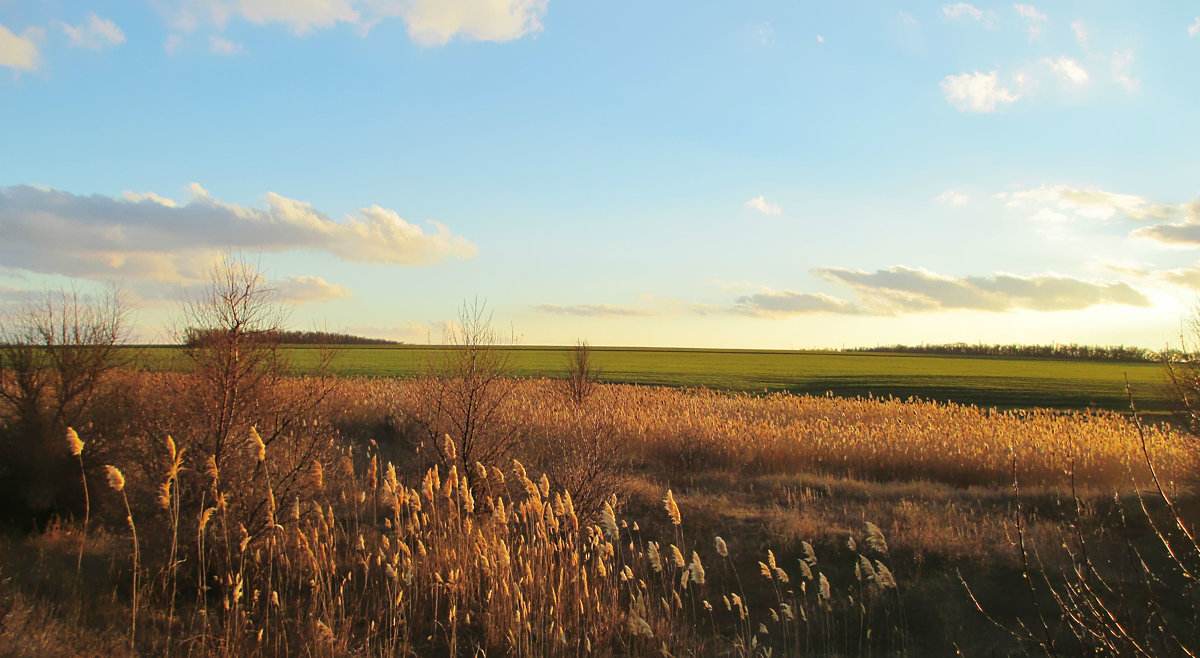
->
[129, 345, 1177, 414]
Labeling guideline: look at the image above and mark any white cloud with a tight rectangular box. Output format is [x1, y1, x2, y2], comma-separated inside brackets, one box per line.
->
[942, 3, 996, 27]
[1043, 55, 1088, 84]
[933, 190, 969, 206]
[816, 34, 824, 43]
[1028, 208, 1071, 223]
[1000, 184, 1181, 222]
[0, 22, 40, 70]
[734, 291, 863, 316]
[170, 0, 359, 35]
[745, 195, 782, 215]
[60, 14, 125, 50]
[943, 3, 983, 20]
[122, 190, 180, 207]
[1130, 202, 1200, 247]
[209, 35, 243, 54]
[387, 0, 550, 46]
[161, 0, 549, 45]
[1111, 50, 1139, 91]
[164, 33, 184, 54]
[1013, 4, 1047, 40]
[897, 11, 918, 28]
[0, 183, 477, 285]
[532, 303, 656, 317]
[815, 265, 1151, 314]
[239, 0, 359, 34]
[1071, 19, 1087, 48]
[1190, 17, 1200, 37]
[1151, 263, 1200, 289]
[275, 275, 353, 303]
[940, 70, 1020, 113]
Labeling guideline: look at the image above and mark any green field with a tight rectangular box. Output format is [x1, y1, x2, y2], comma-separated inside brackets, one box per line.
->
[132, 345, 1178, 414]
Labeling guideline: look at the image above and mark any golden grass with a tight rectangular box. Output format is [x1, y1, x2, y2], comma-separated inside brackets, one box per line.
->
[2, 372, 1195, 655]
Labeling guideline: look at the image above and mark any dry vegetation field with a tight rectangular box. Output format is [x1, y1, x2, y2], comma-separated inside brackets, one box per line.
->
[2, 278, 1198, 656]
[2, 369, 1197, 656]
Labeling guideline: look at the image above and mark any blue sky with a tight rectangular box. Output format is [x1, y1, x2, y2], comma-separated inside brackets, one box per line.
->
[2, 1, 1199, 348]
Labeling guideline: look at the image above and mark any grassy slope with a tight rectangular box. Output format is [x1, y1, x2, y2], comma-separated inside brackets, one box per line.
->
[131, 345, 1177, 413]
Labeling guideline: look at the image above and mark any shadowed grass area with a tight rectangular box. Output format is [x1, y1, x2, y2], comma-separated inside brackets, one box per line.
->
[130, 345, 1176, 413]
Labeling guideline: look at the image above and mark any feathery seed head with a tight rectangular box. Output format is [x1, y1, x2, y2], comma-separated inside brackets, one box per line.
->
[66, 427, 84, 457]
[105, 465, 125, 491]
[251, 427, 266, 462]
[663, 489, 681, 526]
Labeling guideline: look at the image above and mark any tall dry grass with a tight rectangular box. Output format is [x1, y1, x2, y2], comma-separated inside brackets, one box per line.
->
[336, 377, 1190, 491]
[2, 371, 1196, 655]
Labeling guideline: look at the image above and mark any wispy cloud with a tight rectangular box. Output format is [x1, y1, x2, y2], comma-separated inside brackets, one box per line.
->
[275, 276, 353, 304]
[815, 265, 1151, 313]
[941, 70, 1021, 113]
[1013, 4, 1047, 40]
[391, 0, 550, 46]
[0, 286, 43, 306]
[933, 190, 969, 206]
[60, 14, 125, 50]
[745, 195, 782, 215]
[0, 183, 477, 285]
[999, 184, 1200, 247]
[209, 35, 243, 55]
[1043, 55, 1088, 84]
[0, 22, 41, 71]
[1151, 263, 1200, 289]
[1111, 50, 1139, 91]
[751, 22, 773, 45]
[1071, 20, 1087, 47]
[1190, 17, 1200, 37]
[168, 0, 358, 35]
[1100, 261, 1200, 291]
[164, 0, 550, 46]
[942, 3, 996, 28]
[734, 290, 863, 316]
[532, 303, 657, 317]
[1130, 203, 1200, 247]
[999, 184, 1182, 222]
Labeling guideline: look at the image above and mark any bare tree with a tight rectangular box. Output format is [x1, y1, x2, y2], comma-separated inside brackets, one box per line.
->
[563, 339, 599, 405]
[410, 299, 523, 487]
[172, 255, 339, 533]
[175, 256, 292, 468]
[0, 286, 131, 524]
[1162, 311, 1200, 459]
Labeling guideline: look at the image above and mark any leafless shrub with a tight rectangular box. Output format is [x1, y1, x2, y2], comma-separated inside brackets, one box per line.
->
[963, 390, 1200, 657]
[0, 286, 131, 525]
[406, 299, 524, 485]
[562, 339, 599, 405]
[529, 403, 625, 518]
[170, 255, 338, 532]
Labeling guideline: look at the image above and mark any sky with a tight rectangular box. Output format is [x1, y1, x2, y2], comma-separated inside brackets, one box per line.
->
[1, 1, 1199, 349]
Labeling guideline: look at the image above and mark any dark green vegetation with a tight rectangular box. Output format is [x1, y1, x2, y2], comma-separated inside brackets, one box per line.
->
[133, 344, 1176, 413]
[847, 342, 1154, 362]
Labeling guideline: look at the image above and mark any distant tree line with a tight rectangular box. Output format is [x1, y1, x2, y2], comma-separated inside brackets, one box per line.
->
[845, 342, 1156, 362]
[183, 328, 399, 347]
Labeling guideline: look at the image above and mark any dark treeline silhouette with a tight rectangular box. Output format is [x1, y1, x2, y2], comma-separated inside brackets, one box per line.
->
[846, 342, 1156, 362]
[184, 328, 399, 346]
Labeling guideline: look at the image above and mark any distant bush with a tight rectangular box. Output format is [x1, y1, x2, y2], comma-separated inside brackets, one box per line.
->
[183, 328, 400, 346]
[846, 342, 1155, 362]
